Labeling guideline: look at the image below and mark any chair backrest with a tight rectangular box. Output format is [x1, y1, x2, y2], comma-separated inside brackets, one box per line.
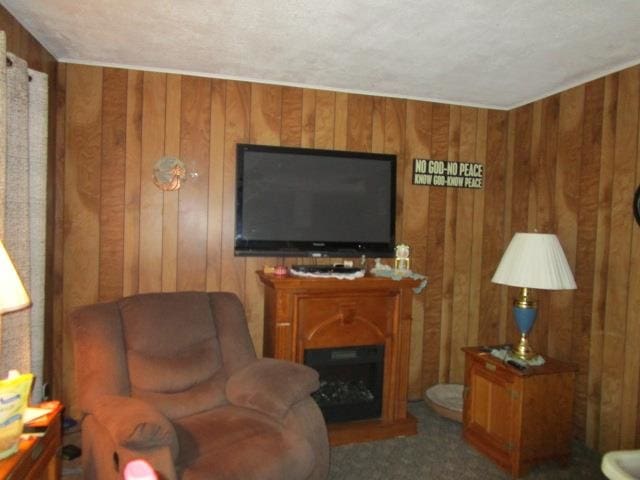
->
[71, 291, 257, 420]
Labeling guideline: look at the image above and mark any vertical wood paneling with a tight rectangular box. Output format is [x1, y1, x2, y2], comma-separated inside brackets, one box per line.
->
[600, 67, 639, 452]
[123, 70, 143, 296]
[528, 102, 543, 232]
[138, 72, 166, 293]
[301, 89, 315, 148]
[314, 90, 335, 149]
[550, 86, 584, 359]
[619, 68, 640, 449]
[404, 100, 431, 397]
[632, 119, 640, 448]
[478, 110, 508, 346]
[386, 99, 407, 241]
[63, 64, 103, 407]
[372, 97, 385, 153]
[220, 81, 250, 297]
[98, 68, 127, 301]
[347, 94, 373, 151]
[511, 106, 532, 234]
[57, 64, 640, 453]
[161, 75, 181, 292]
[281, 87, 303, 147]
[528, 101, 546, 344]
[587, 74, 618, 447]
[450, 107, 477, 382]
[205, 79, 226, 291]
[501, 111, 516, 343]
[439, 106, 460, 382]
[534, 96, 560, 346]
[177, 76, 211, 291]
[573, 78, 604, 440]
[334, 93, 348, 150]
[539, 97, 560, 232]
[52, 63, 66, 400]
[424, 103, 448, 384]
[507, 106, 533, 346]
[467, 109, 487, 348]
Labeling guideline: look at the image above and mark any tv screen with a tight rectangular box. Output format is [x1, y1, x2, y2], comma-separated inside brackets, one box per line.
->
[235, 143, 396, 258]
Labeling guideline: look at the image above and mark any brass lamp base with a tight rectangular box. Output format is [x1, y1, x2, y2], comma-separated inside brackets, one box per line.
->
[513, 333, 535, 360]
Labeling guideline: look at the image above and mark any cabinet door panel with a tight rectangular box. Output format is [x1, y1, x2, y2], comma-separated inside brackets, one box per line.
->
[468, 363, 514, 448]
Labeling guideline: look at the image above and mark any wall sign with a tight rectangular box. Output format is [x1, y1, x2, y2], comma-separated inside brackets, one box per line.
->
[412, 158, 484, 189]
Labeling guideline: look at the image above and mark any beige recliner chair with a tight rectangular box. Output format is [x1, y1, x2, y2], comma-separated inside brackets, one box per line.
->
[70, 291, 329, 480]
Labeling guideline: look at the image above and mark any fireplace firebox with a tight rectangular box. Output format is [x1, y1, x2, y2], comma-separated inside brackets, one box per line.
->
[304, 345, 384, 423]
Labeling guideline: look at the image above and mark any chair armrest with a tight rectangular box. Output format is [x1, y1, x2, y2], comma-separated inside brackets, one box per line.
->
[226, 358, 319, 419]
[86, 395, 179, 457]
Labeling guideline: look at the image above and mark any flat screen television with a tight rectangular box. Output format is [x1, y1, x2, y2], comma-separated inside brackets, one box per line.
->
[235, 143, 396, 258]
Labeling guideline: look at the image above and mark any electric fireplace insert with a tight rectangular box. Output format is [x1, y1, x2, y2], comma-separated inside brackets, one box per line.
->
[304, 344, 384, 423]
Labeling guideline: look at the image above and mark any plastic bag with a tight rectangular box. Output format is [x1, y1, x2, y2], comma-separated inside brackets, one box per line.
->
[0, 372, 33, 459]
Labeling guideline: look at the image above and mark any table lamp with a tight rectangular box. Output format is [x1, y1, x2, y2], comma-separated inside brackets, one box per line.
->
[491, 233, 576, 360]
[0, 240, 30, 314]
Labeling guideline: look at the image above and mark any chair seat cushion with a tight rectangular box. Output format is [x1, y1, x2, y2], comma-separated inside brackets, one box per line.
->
[174, 405, 315, 480]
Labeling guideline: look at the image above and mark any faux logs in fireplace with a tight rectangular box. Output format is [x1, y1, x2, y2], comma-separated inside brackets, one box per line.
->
[304, 345, 384, 423]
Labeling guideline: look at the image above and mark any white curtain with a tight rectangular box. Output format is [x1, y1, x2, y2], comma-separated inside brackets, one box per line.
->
[0, 31, 49, 402]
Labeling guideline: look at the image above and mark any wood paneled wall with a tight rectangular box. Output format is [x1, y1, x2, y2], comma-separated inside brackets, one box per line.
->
[508, 67, 640, 453]
[56, 62, 640, 453]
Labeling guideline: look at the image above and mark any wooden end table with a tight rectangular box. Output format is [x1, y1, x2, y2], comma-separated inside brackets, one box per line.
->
[0, 403, 63, 480]
[462, 346, 576, 478]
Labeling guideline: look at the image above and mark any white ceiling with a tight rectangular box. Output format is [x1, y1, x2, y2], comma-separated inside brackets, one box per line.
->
[3, 0, 640, 110]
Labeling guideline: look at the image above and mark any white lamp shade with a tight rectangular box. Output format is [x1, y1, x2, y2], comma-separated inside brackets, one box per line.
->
[0, 240, 31, 314]
[492, 233, 577, 290]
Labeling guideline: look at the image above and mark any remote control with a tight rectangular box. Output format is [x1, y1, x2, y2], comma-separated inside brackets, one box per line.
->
[506, 359, 526, 371]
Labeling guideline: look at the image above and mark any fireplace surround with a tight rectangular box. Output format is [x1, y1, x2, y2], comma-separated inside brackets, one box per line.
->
[259, 272, 421, 445]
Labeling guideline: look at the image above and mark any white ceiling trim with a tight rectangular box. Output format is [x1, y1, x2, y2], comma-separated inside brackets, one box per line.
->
[61, 55, 640, 112]
[508, 57, 640, 110]
[59, 57, 511, 110]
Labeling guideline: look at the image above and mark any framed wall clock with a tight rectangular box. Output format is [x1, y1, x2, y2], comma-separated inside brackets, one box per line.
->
[635, 185, 640, 226]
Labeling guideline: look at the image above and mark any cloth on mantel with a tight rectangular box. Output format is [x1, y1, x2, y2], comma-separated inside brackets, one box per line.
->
[370, 264, 427, 294]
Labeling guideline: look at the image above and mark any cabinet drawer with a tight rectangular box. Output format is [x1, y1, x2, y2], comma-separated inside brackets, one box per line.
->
[297, 293, 396, 348]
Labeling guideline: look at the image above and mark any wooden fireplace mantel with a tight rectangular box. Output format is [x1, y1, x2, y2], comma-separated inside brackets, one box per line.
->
[257, 271, 421, 445]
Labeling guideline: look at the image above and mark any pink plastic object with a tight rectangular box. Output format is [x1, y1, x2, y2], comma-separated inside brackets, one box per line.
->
[274, 265, 288, 276]
[124, 459, 158, 480]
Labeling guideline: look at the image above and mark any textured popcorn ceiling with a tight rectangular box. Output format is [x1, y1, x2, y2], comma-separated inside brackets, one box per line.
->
[3, 0, 640, 109]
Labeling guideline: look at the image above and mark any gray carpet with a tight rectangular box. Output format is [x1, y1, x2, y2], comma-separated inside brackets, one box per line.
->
[329, 401, 606, 479]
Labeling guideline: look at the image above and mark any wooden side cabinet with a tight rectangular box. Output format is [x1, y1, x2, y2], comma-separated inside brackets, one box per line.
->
[462, 347, 576, 478]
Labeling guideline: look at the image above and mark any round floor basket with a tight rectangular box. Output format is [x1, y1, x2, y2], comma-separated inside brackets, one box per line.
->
[424, 384, 464, 423]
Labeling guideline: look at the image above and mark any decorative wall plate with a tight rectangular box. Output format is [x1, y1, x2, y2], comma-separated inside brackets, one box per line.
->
[153, 156, 186, 191]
